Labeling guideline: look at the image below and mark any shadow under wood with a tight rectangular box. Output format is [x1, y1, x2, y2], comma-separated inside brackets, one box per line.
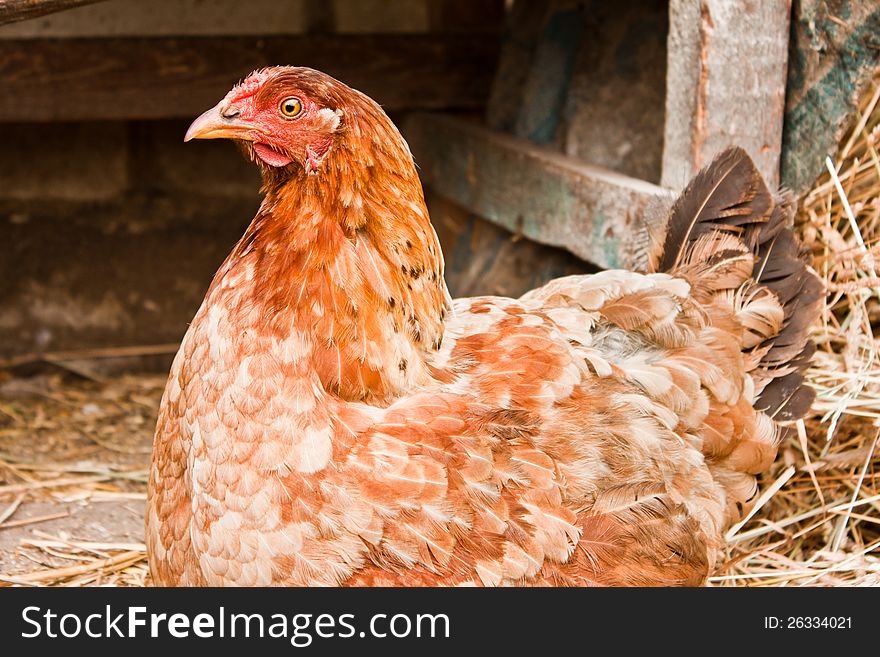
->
[0, 193, 258, 368]
[428, 190, 597, 299]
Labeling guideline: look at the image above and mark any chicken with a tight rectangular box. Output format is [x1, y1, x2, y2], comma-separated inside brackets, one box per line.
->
[146, 66, 822, 586]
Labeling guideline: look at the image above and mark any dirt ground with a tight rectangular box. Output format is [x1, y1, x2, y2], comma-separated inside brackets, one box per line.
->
[0, 371, 162, 585]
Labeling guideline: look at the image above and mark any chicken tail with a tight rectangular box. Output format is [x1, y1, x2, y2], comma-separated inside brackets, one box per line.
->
[649, 147, 823, 422]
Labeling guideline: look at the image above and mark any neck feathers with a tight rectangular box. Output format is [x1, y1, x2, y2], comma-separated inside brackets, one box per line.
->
[219, 102, 449, 402]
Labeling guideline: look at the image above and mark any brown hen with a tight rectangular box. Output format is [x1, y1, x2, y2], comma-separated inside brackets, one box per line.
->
[146, 67, 822, 586]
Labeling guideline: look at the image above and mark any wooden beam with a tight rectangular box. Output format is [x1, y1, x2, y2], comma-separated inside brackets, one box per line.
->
[0, 34, 499, 122]
[427, 191, 595, 299]
[405, 113, 674, 270]
[662, 0, 790, 190]
[781, 0, 880, 194]
[0, 0, 106, 26]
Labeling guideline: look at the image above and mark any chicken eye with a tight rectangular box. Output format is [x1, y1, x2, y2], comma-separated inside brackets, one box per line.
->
[279, 97, 303, 118]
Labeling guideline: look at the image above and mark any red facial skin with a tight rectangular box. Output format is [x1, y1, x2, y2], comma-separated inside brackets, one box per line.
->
[211, 69, 340, 171]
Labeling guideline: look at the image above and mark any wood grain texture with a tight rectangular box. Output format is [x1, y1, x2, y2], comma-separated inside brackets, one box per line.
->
[0, 34, 500, 121]
[662, 0, 791, 190]
[0, 0, 106, 26]
[404, 113, 674, 269]
[781, 0, 880, 193]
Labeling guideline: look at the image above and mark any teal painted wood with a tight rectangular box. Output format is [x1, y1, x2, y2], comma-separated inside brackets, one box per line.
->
[428, 192, 596, 299]
[440, 0, 593, 289]
[405, 113, 674, 270]
[782, 1, 880, 193]
[557, 0, 668, 182]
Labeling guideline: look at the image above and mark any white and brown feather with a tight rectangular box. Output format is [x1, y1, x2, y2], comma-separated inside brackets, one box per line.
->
[147, 69, 821, 587]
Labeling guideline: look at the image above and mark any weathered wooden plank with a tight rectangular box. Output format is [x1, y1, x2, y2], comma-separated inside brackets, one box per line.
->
[0, 34, 500, 122]
[428, 191, 595, 298]
[405, 113, 674, 270]
[781, 0, 880, 194]
[443, 0, 572, 288]
[464, 0, 667, 277]
[662, 0, 790, 190]
[0, 0, 105, 26]
[0, 0, 312, 37]
[488, 0, 667, 180]
[0, 193, 259, 360]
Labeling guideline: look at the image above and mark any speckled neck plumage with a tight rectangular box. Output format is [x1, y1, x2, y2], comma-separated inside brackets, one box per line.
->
[216, 101, 450, 403]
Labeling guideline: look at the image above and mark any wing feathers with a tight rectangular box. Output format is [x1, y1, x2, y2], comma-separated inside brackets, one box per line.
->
[657, 147, 772, 272]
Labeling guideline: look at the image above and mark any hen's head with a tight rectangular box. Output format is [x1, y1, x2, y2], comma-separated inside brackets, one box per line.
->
[185, 67, 370, 175]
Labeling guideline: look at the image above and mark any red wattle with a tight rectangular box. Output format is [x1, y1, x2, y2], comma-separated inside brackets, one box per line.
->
[253, 143, 293, 168]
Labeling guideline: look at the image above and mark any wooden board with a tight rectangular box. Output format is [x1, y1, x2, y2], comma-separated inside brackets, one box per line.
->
[511, 3, 583, 144]
[0, 0, 106, 26]
[428, 191, 595, 299]
[439, 0, 580, 291]
[405, 113, 674, 270]
[662, 0, 790, 190]
[0, 193, 258, 361]
[0, 33, 500, 122]
[782, 0, 880, 194]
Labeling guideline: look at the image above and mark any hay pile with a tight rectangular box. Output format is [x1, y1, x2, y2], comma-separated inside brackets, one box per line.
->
[714, 77, 880, 586]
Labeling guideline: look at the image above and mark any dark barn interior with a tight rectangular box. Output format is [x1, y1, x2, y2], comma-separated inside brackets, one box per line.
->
[0, 0, 516, 365]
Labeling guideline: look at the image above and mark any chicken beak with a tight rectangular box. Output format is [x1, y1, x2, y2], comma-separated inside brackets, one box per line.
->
[184, 101, 259, 142]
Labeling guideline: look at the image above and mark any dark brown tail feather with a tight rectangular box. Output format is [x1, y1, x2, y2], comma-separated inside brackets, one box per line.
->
[651, 147, 823, 421]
